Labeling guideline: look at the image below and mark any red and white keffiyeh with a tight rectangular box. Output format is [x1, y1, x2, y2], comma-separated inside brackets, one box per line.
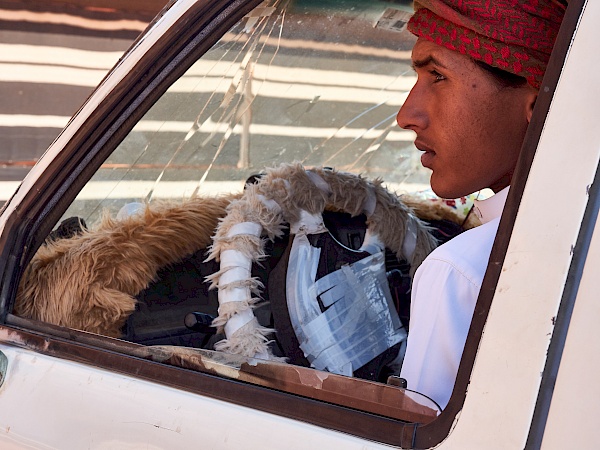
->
[409, 0, 567, 88]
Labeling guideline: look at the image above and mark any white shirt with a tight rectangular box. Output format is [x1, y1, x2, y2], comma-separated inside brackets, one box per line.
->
[400, 188, 509, 409]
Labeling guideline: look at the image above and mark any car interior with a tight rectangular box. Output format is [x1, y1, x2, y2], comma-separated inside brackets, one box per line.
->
[8, 0, 507, 431]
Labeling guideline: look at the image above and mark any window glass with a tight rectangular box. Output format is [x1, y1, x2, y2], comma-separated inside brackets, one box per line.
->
[17, 0, 450, 423]
[62, 0, 422, 223]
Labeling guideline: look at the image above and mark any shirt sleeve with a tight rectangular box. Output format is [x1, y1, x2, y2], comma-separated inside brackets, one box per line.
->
[399, 256, 481, 410]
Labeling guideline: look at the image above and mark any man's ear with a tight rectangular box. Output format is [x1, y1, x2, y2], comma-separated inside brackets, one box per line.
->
[526, 89, 538, 124]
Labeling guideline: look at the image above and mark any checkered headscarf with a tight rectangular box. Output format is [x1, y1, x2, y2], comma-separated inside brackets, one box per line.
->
[408, 0, 567, 89]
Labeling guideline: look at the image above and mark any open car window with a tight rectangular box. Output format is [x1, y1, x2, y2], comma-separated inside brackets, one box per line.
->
[3, 0, 586, 447]
[61, 0, 430, 224]
[16, 0, 454, 427]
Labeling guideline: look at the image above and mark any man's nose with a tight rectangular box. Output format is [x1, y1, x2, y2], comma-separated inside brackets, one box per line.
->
[396, 86, 426, 131]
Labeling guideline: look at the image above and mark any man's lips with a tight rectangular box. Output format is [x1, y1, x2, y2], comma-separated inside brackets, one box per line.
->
[414, 140, 436, 169]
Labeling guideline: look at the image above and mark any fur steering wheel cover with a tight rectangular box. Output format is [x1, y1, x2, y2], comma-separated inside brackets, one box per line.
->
[206, 163, 437, 359]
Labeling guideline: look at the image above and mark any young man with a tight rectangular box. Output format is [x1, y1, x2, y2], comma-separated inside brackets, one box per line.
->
[396, 0, 567, 409]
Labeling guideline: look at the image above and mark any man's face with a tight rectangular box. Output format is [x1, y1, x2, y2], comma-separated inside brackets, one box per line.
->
[397, 38, 538, 199]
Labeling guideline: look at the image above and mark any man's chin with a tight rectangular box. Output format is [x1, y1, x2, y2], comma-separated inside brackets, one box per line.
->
[429, 178, 469, 200]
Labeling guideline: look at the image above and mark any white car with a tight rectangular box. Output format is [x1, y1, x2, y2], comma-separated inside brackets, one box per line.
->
[0, 0, 598, 448]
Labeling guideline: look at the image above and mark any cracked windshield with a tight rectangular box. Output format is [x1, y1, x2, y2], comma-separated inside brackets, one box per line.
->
[63, 0, 435, 223]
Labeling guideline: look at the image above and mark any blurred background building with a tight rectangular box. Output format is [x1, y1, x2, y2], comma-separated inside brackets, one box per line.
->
[1, 0, 427, 210]
[0, 0, 166, 204]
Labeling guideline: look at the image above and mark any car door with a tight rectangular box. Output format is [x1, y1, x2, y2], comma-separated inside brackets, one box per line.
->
[0, 0, 597, 448]
[0, 1, 436, 448]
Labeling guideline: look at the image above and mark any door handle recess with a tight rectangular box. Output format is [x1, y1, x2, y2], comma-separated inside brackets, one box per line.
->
[0, 350, 7, 388]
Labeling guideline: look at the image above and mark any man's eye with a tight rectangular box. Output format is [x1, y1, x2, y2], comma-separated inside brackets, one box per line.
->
[430, 70, 446, 82]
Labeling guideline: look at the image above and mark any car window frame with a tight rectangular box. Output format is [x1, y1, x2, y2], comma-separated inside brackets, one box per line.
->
[414, 0, 588, 446]
[0, 0, 588, 447]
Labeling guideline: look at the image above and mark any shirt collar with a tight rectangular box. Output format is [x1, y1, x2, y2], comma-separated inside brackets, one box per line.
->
[473, 187, 509, 224]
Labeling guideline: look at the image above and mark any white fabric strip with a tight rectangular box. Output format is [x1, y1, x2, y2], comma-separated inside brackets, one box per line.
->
[220, 249, 252, 270]
[290, 209, 326, 234]
[402, 216, 418, 261]
[224, 308, 255, 338]
[286, 233, 323, 350]
[219, 249, 252, 287]
[305, 170, 331, 195]
[218, 286, 251, 304]
[256, 194, 281, 213]
[361, 185, 377, 216]
[359, 229, 384, 254]
[226, 221, 262, 238]
[219, 267, 250, 286]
